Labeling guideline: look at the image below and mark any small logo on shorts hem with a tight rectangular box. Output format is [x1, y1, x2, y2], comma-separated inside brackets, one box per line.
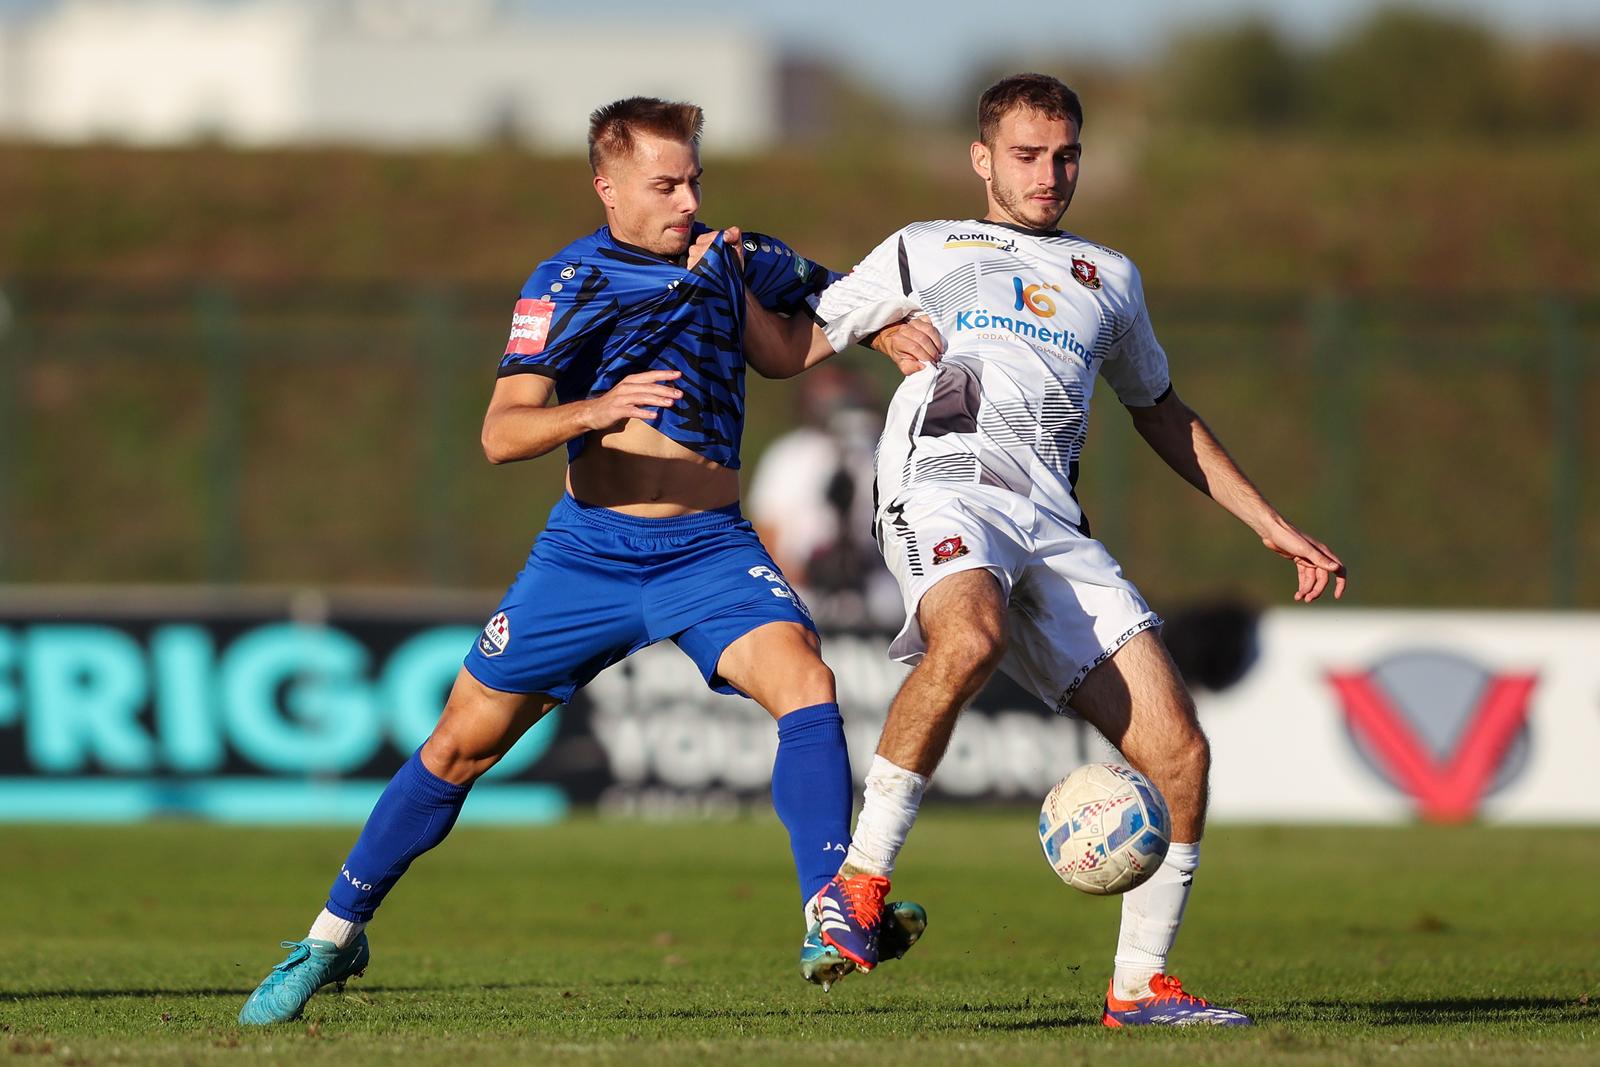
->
[932, 536, 969, 565]
[478, 611, 511, 657]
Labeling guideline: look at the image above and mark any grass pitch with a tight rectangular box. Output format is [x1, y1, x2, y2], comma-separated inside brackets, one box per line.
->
[2, 812, 1597, 1066]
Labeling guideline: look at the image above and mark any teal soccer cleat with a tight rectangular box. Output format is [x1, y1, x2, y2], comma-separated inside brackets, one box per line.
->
[800, 899, 927, 991]
[878, 899, 928, 963]
[238, 934, 370, 1025]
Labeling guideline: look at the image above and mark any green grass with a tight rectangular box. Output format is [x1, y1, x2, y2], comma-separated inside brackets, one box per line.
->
[3, 815, 1598, 1065]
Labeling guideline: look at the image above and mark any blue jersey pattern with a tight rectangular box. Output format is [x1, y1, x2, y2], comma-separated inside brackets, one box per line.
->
[498, 225, 836, 469]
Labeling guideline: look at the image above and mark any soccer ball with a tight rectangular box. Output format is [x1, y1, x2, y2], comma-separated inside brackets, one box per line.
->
[1038, 763, 1171, 895]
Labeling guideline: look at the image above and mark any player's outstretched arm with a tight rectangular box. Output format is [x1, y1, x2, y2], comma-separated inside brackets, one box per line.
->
[743, 298, 942, 379]
[480, 369, 682, 464]
[741, 294, 836, 379]
[1127, 388, 1347, 603]
[689, 225, 941, 379]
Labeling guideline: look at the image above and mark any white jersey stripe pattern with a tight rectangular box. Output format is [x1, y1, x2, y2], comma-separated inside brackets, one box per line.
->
[813, 219, 1170, 534]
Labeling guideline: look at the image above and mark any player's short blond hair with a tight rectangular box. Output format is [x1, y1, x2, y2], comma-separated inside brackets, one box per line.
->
[587, 97, 705, 173]
[978, 74, 1084, 145]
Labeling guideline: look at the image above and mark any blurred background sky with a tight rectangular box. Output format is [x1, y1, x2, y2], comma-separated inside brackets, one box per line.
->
[584, 0, 1600, 109]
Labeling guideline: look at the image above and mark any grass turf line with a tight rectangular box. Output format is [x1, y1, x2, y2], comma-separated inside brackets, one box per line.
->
[2, 813, 1597, 1065]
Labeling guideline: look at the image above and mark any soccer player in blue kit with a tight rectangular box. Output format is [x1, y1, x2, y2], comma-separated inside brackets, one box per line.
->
[239, 98, 943, 1024]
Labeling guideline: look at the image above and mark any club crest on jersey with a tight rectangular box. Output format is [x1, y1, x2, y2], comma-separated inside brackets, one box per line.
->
[932, 536, 969, 565]
[945, 232, 1018, 253]
[478, 612, 511, 657]
[1070, 257, 1102, 290]
[504, 298, 554, 357]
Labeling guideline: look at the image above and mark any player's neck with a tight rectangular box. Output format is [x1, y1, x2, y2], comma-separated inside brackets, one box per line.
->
[606, 223, 688, 266]
[980, 211, 1062, 237]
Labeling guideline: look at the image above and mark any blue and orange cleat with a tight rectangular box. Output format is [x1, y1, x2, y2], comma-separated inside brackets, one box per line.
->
[800, 897, 926, 990]
[814, 872, 891, 972]
[1102, 973, 1253, 1027]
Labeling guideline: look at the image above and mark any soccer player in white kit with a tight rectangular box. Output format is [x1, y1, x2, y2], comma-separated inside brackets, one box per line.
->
[800, 73, 1348, 1025]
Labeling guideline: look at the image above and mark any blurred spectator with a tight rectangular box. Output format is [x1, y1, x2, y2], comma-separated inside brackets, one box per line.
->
[748, 365, 902, 630]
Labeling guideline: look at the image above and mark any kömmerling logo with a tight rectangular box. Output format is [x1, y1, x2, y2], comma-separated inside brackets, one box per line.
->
[953, 309, 1092, 363]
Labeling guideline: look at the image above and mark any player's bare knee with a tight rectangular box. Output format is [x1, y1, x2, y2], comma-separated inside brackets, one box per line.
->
[786, 658, 836, 707]
[420, 732, 496, 786]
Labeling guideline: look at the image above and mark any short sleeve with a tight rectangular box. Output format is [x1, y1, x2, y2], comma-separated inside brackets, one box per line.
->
[740, 232, 839, 316]
[497, 260, 618, 378]
[1097, 265, 1171, 407]
[810, 231, 922, 353]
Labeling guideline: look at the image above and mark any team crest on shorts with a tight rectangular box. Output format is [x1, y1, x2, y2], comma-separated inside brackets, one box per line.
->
[1070, 256, 1101, 290]
[478, 611, 511, 657]
[932, 536, 969, 565]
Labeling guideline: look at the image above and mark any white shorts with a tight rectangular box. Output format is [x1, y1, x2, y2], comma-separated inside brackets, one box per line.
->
[877, 483, 1160, 715]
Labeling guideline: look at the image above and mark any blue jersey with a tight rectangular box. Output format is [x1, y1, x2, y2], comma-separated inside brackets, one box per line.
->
[498, 224, 837, 469]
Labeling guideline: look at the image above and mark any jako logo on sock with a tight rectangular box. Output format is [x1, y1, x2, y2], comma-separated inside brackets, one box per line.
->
[340, 866, 374, 892]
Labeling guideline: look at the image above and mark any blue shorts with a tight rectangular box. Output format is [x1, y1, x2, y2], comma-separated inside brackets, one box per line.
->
[463, 495, 815, 701]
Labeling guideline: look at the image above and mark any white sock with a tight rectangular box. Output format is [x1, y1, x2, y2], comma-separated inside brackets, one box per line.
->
[1112, 841, 1200, 1000]
[308, 908, 366, 950]
[840, 754, 928, 879]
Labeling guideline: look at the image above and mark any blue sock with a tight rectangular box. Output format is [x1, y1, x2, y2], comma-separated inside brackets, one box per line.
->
[324, 749, 470, 922]
[772, 702, 853, 905]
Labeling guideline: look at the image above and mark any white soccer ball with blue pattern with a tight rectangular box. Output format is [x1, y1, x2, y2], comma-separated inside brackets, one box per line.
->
[1038, 763, 1171, 895]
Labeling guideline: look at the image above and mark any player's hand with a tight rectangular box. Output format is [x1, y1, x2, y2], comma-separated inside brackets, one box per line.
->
[872, 316, 944, 375]
[582, 369, 683, 430]
[688, 226, 743, 271]
[1257, 516, 1347, 603]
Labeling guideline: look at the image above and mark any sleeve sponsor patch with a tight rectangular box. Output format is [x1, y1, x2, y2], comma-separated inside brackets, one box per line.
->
[504, 298, 555, 357]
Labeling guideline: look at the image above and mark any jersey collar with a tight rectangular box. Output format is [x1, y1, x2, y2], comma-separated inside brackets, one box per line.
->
[973, 217, 1063, 239]
[603, 223, 715, 267]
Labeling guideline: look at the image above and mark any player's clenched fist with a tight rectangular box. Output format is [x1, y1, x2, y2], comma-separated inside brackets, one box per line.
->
[687, 226, 743, 271]
[873, 316, 945, 375]
[581, 369, 684, 430]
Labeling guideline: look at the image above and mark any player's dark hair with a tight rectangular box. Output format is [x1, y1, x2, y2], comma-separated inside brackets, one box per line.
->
[588, 96, 705, 172]
[977, 73, 1084, 145]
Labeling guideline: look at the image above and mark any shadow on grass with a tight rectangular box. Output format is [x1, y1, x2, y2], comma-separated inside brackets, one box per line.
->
[0, 981, 560, 1001]
[1287, 996, 1593, 1026]
[0, 974, 717, 1002]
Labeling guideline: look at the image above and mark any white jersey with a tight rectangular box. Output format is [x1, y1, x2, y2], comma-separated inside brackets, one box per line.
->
[812, 219, 1170, 533]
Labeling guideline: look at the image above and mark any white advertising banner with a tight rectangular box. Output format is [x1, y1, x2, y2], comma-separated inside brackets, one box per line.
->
[584, 609, 1600, 823]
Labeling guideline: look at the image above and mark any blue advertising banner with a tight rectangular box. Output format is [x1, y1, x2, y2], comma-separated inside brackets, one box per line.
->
[0, 589, 579, 823]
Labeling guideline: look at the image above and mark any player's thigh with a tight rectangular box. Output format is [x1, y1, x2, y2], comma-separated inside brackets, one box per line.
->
[422, 667, 561, 785]
[465, 513, 650, 705]
[1067, 628, 1204, 765]
[657, 523, 821, 701]
[879, 487, 1026, 667]
[917, 566, 1010, 679]
[715, 621, 835, 720]
[996, 527, 1162, 714]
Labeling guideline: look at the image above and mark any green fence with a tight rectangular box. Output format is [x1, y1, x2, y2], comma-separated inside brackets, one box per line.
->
[0, 281, 1593, 609]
